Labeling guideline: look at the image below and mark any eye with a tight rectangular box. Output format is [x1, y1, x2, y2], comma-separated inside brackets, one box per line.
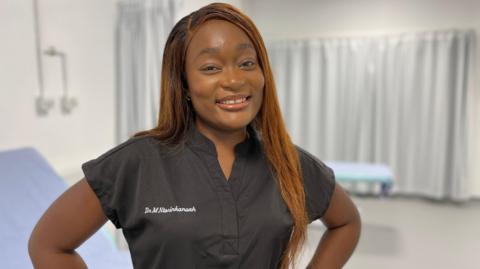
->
[200, 65, 221, 74]
[240, 60, 256, 70]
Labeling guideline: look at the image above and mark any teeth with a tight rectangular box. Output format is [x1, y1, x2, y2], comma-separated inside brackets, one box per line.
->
[219, 97, 247, 105]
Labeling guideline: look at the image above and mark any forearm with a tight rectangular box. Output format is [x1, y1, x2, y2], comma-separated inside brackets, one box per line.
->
[29, 249, 88, 269]
[307, 220, 361, 269]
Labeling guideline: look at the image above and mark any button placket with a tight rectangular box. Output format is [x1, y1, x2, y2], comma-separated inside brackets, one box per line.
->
[200, 152, 241, 255]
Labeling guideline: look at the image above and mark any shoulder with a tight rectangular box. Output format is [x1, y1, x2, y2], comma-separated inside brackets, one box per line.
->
[295, 145, 333, 176]
[82, 136, 166, 172]
[92, 136, 152, 161]
[295, 145, 318, 163]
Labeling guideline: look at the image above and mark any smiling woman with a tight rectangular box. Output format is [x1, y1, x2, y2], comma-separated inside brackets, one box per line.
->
[28, 3, 360, 269]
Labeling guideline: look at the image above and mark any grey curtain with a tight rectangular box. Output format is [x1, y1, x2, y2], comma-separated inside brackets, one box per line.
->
[115, 0, 181, 143]
[267, 30, 475, 201]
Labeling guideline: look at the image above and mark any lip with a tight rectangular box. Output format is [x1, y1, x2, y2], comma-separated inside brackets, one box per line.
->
[216, 96, 251, 111]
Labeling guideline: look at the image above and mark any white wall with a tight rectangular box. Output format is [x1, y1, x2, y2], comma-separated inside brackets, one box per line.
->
[4, 0, 475, 195]
[243, 0, 480, 197]
[0, 0, 117, 184]
[179, 0, 244, 20]
[0, 0, 246, 184]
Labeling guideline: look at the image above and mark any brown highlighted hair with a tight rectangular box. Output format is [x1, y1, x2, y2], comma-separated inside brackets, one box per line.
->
[134, 3, 308, 268]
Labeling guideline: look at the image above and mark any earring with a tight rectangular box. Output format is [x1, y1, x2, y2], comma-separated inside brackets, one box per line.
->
[186, 96, 191, 101]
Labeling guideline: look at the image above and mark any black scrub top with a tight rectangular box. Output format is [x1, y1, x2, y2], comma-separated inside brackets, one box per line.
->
[82, 123, 335, 269]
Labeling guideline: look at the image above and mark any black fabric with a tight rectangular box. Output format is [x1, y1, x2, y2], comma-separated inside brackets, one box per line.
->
[81, 124, 335, 269]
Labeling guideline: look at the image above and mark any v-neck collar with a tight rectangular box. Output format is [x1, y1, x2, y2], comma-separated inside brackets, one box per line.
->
[185, 122, 259, 158]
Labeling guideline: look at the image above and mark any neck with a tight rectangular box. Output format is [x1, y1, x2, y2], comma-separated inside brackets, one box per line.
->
[194, 120, 248, 152]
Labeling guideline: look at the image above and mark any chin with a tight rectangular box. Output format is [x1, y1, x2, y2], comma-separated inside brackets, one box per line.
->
[220, 122, 250, 131]
[217, 118, 253, 131]
[196, 108, 257, 132]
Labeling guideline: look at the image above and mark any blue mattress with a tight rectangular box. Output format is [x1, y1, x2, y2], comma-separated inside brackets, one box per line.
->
[0, 147, 133, 269]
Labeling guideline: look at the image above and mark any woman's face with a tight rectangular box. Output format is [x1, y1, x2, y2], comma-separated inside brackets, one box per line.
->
[185, 19, 265, 133]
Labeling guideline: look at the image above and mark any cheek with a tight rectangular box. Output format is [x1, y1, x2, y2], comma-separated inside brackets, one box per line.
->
[188, 75, 213, 97]
[252, 67, 265, 89]
[188, 83, 216, 116]
[252, 72, 265, 103]
[190, 92, 213, 115]
[185, 62, 216, 100]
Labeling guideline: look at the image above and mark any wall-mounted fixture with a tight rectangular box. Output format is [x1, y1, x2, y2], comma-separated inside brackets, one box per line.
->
[44, 46, 78, 114]
[32, 0, 78, 116]
[33, 0, 54, 116]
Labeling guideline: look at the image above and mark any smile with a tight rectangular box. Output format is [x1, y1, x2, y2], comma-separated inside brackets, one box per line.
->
[217, 97, 248, 105]
[216, 96, 251, 111]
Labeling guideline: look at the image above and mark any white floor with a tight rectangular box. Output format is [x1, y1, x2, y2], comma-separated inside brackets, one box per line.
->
[297, 196, 480, 269]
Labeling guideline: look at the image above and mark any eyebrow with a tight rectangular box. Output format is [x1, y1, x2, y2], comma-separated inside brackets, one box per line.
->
[195, 43, 255, 60]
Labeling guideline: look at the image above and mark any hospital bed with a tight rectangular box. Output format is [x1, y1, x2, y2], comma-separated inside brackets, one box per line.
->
[325, 161, 394, 196]
[309, 160, 393, 229]
[0, 147, 133, 269]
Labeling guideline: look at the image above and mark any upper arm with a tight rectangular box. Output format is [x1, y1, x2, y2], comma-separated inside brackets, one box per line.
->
[320, 183, 361, 229]
[29, 178, 108, 253]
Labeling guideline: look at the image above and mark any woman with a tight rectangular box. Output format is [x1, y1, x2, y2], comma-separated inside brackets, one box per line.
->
[28, 3, 360, 269]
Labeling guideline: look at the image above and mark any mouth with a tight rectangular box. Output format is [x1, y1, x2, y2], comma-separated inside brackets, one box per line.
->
[215, 95, 251, 111]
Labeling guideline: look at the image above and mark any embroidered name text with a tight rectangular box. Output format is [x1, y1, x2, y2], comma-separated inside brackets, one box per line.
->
[144, 206, 196, 214]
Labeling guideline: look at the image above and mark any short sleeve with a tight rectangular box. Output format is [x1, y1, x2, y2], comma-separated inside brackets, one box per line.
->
[81, 138, 142, 229]
[296, 146, 336, 223]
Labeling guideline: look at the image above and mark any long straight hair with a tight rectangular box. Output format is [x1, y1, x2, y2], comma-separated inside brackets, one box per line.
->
[134, 3, 308, 268]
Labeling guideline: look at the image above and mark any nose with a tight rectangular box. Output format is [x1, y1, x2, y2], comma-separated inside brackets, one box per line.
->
[220, 67, 246, 90]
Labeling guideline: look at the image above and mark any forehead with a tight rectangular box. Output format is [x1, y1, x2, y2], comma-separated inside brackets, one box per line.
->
[186, 19, 255, 59]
